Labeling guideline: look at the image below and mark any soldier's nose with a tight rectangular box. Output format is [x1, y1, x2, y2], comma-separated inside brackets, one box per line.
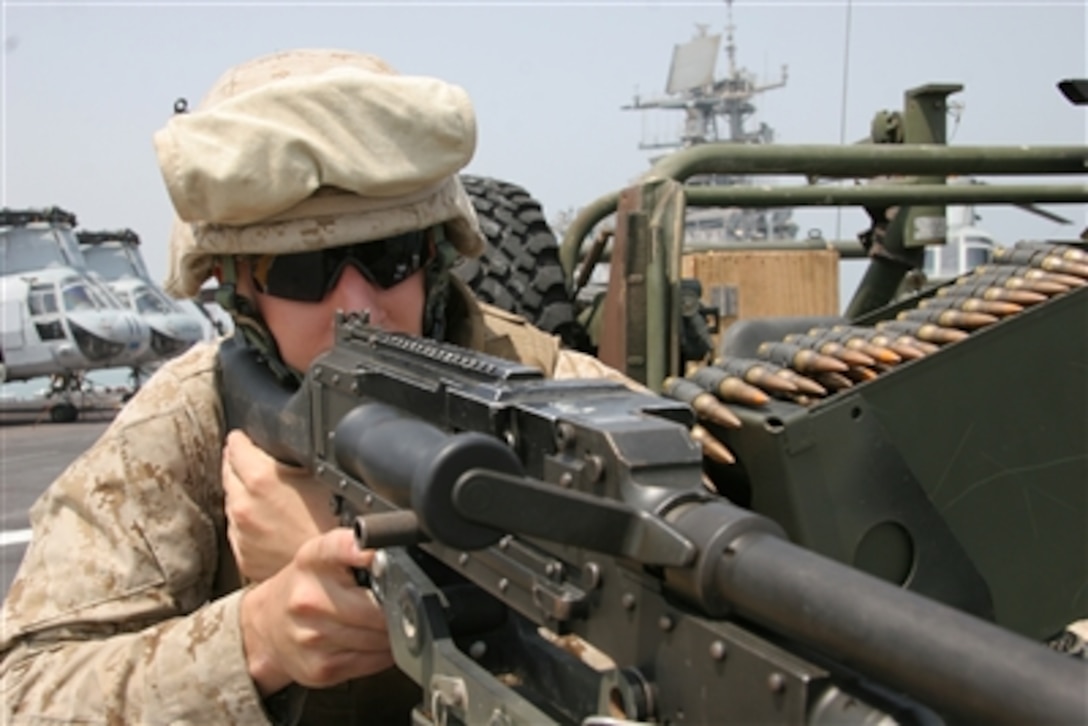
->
[329, 265, 388, 326]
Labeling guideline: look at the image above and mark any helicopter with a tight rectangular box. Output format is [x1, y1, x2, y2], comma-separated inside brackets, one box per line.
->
[77, 228, 208, 377]
[0, 207, 152, 420]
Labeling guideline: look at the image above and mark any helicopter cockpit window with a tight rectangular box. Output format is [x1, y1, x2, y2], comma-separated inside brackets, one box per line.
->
[0, 227, 70, 275]
[87, 282, 122, 310]
[27, 283, 59, 316]
[133, 287, 172, 315]
[965, 247, 991, 269]
[62, 283, 99, 312]
[939, 248, 960, 278]
[923, 247, 937, 276]
[154, 286, 181, 313]
[924, 246, 961, 278]
[83, 243, 140, 281]
[53, 227, 88, 268]
[964, 236, 994, 269]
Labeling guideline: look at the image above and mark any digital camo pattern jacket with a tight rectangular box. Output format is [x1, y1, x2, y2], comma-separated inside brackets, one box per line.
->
[0, 301, 626, 725]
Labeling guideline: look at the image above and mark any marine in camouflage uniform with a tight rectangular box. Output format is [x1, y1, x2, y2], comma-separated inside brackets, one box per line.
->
[0, 49, 627, 725]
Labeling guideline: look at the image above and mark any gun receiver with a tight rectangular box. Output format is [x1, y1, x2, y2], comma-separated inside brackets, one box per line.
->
[218, 313, 1086, 725]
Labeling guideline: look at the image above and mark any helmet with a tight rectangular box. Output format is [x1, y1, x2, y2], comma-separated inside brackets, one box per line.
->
[156, 48, 485, 298]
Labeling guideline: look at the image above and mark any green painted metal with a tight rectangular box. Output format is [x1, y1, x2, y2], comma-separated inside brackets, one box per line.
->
[550, 80, 1088, 675]
[683, 183, 1088, 207]
[645, 226, 667, 391]
[715, 285, 1088, 640]
[645, 143, 1087, 181]
[623, 210, 650, 386]
[900, 84, 963, 248]
[604, 179, 686, 390]
[559, 144, 1088, 284]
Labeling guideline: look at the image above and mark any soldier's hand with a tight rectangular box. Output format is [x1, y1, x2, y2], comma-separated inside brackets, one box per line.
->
[223, 429, 338, 582]
[240, 528, 394, 696]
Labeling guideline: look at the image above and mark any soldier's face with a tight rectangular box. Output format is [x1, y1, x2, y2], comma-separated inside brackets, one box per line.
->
[239, 260, 426, 372]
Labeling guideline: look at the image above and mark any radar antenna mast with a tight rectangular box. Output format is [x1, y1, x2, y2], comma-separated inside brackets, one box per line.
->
[623, 0, 788, 150]
[623, 0, 797, 243]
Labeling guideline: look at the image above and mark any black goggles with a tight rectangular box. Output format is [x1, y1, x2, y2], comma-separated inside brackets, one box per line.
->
[250, 228, 433, 302]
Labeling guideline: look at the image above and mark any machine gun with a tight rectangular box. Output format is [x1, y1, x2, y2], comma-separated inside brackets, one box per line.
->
[218, 314, 1086, 725]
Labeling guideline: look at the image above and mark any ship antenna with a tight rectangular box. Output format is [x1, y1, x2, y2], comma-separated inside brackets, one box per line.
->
[834, 0, 855, 242]
[725, 0, 737, 78]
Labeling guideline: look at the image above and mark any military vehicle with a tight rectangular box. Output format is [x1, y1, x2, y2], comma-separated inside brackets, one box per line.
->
[449, 71, 1088, 719]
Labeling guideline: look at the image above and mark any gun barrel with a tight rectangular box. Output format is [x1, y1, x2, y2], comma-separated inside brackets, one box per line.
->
[715, 530, 1087, 725]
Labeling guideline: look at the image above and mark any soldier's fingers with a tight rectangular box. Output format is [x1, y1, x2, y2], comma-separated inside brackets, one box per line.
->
[328, 584, 390, 633]
[225, 517, 252, 574]
[274, 459, 321, 487]
[330, 624, 392, 653]
[295, 649, 396, 689]
[294, 530, 390, 632]
[225, 513, 240, 552]
[225, 428, 256, 452]
[227, 428, 313, 488]
[224, 429, 271, 488]
[223, 431, 258, 494]
[300, 528, 375, 581]
[221, 448, 244, 506]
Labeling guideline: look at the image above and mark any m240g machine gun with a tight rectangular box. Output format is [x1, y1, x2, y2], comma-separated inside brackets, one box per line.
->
[218, 315, 1086, 725]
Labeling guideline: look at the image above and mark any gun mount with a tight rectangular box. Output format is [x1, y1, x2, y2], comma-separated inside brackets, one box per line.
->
[219, 317, 1086, 724]
[445, 78, 1088, 710]
[544, 127, 1088, 647]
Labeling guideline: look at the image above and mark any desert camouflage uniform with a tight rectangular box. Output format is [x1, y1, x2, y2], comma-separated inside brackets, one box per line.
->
[0, 281, 625, 725]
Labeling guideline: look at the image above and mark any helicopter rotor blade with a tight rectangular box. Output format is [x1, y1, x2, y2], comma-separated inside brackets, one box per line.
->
[1010, 202, 1073, 225]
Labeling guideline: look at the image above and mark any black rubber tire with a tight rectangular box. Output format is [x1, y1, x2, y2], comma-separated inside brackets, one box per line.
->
[49, 402, 78, 423]
[454, 175, 591, 352]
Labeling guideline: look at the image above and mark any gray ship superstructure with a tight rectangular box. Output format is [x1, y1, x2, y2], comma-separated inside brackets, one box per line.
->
[624, 4, 797, 246]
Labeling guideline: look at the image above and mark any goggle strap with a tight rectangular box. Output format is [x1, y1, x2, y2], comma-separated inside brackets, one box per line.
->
[251, 255, 275, 293]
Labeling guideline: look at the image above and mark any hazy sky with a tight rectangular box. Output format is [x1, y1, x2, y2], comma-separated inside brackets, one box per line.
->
[2, 0, 1086, 294]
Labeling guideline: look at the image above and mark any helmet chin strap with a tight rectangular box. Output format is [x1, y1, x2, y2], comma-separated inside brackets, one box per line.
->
[216, 256, 301, 387]
[421, 225, 458, 342]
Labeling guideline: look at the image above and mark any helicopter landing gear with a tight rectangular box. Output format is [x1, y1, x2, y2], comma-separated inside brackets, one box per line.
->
[41, 372, 86, 424]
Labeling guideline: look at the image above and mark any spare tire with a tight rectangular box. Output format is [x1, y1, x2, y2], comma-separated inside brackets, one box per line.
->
[455, 175, 591, 352]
